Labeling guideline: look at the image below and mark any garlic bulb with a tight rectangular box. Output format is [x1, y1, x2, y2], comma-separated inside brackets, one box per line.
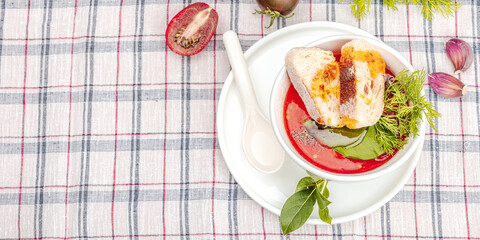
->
[428, 72, 467, 98]
[446, 38, 474, 74]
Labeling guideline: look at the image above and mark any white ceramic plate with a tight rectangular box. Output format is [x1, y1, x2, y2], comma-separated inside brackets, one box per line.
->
[217, 22, 425, 224]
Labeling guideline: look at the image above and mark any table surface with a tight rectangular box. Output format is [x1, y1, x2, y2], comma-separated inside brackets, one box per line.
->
[0, 0, 478, 239]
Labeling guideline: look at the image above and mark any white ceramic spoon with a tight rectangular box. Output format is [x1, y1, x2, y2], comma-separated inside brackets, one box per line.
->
[222, 30, 285, 174]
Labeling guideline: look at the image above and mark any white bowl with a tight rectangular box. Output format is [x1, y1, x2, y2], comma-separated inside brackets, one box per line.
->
[269, 34, 425, 182]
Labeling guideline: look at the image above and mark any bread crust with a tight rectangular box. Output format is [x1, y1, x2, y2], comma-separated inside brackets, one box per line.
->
[284, 39, 385, 129]
[339, 39, 385, 129]
[285, 47, 342, 127]
[339, 61, 355, 106]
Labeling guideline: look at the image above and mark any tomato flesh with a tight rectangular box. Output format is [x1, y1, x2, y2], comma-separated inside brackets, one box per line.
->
[166, 2, 218, 56]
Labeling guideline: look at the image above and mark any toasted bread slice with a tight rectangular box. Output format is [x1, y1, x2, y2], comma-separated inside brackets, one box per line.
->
[339, 39, 385, 129]
[285, 47, 342, 127]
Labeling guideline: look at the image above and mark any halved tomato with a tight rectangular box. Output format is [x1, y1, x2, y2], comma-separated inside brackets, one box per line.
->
[165, 2, 218, 56]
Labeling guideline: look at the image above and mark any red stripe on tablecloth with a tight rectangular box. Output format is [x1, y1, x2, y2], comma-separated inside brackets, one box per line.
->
[309, 0, 312, 22]
[261, 208, 266, 239]
[0, 34, 163, 41]
[65, 0, 78, 239]
[2, 181, 480, 191]
[460, 96, 472, 236]
[1, 233, 480, 239]
[364, 216, 367, 239]
[211, 1, 218, 239]
[379, 34, 480, 39]
[2, 33, 480, 42]
[414, 168, 419, 237]
[406, 4, 419, 239]
[0, 181, 238, 190]
[406, 5, 413, 64]
[405, 184, 480, 188]
[13, 80, 480, 90]
[426, 133, 480, 138]
[162, 1, 170, 239]
[456, 8, 471, 239]
[112, 1, 125, 238]
[261, 15, 264, 36]
[18, 1, 31, 238]
[0, 81, 224, 90]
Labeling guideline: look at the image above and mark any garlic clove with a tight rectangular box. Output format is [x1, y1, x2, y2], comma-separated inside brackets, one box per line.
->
[446, 38, 474, 74]
[428, 72, 467, 98]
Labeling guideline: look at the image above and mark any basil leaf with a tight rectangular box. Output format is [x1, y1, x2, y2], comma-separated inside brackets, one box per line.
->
[329, 126, 366, 138]
[315, 184, 331, 210]
[295, 177, 315, 192]
[280, 188, 317, 235]
[322, 184, 330, 199]
[307, 171, 322, 182]
[303, 119, 367, 148]
[319, 207, 332, 225]
[334, 126, 385, 160]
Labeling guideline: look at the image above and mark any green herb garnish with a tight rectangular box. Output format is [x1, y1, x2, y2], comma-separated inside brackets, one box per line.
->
[339, 0, 459, 20]
[334, 70, 440, 159]
[280, 174, 331, 235]
[334, 126, 385, 160]
[375, 69, 441, 154]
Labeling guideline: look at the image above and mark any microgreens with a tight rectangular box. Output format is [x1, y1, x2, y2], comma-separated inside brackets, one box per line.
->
[339, 0, 459, 20]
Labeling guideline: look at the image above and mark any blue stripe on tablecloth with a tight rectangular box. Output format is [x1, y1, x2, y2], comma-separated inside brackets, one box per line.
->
[0, 189, 477, 205]
[178, 51, 184, 238]
[331, 224, 336, 240]
[228, 1, 240, 237]
[0, 41, 222, 56]
[2, 40, 474, 56]
[326, 0, 336, 22]
[473, 0, 480, 147]
[0, 89, 222, 104]
[228, 175, 239, 239]
[229, 0, 239, 33]
[380, 203, 391, 240]
[374, 0, 383, 42]
[78, 0, 98, 237]
[425, 16, 443, 239]
[179, 45, 191, 239]
[3, 88, 480, 104]
[473, 1, 480, 177]
[34, 0, 53, 238]
[0, 139, 476, 154]
[127, 0, 144, 238]
[162, 0, 169, 235]
[331, 224, 342, 240]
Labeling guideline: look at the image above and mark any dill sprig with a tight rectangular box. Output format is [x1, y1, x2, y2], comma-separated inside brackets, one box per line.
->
[375, 70, 441, 154]
[339, 0, 459, 20]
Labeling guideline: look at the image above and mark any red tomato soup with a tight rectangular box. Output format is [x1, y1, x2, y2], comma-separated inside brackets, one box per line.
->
[283, 70, 397, 174]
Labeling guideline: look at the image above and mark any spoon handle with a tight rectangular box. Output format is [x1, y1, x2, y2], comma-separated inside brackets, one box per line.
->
[223, 30, 258, 109]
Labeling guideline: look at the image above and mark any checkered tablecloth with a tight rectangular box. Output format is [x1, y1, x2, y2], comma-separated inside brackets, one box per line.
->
[0, 0, 478, 239]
